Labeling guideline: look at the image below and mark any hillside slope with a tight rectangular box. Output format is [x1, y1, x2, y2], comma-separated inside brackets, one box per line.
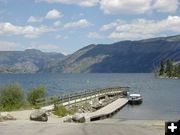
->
[45, 35, 180, 73]
[0, 49, 64, 73]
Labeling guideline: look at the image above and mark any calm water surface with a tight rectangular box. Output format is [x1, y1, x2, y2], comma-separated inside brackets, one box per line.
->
[0, 73, 179, 121]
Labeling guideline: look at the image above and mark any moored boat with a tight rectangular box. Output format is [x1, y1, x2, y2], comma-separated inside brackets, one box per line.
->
[128, 94, 143, 105]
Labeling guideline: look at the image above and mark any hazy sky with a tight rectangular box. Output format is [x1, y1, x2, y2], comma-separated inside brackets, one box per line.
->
[0, 0, 180, 54]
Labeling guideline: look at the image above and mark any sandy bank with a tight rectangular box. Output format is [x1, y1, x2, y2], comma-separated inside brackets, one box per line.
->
[0, 109, 64, 124]
[0, 117, 164, 135]
[0, 107, 165, 135]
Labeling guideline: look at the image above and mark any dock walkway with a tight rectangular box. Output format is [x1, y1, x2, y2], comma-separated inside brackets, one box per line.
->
[82, 98, 128, 121]
[36, 87, 129, 106]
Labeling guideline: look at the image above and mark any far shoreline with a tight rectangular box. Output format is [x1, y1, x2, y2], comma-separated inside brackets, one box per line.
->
[156, 75, 180, 80]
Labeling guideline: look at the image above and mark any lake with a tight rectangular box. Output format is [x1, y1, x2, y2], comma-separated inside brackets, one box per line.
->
[0, 73, 179, 121]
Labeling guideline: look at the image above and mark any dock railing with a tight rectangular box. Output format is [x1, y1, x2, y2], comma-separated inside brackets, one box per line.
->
[35, 87, 129, 106]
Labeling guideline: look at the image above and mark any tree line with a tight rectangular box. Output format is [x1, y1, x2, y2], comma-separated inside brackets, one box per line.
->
[0, 83, 46, 111]
[158, 59, 180, 78]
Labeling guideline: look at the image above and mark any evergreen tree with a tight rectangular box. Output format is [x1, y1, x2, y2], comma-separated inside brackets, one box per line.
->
[159, 60, 165, 76]
[158, 59, 180, 78]
[166, 59, 173, 77]
[173, 65, 178, 77]
[178, 65, 180, 76]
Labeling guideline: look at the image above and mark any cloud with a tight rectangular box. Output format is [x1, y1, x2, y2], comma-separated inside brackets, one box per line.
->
[0, 40, 63, 53]
[100, 20, 125, 31]
[109, 32, 153, 41]
[37, 0, 99, 7]
[27, 16, 43, 23]
[0, 40, 21, 51]
[64, 19, 91, 29]
[78, 0, 99, 7]
[53, 20, 61, 27]
[27, 9, 62, 23]
[88, 32, 103, 39]
[36, 0, 179, 14]
[45, 9, 62, 20]
[100, 22, 118, 31]
[27, 43, 61, 52]
[100, 0, 179, 14]
[100, 0, 152, 14]
[55, 34, 62, 39]
[55, 34, 68, 39]
[107, 16, 180, 40]
[0, 22, 54, 38]
[153, 0, 179, 13]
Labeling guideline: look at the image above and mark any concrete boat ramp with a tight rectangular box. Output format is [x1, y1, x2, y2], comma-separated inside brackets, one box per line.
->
[81, 98, 128, 122]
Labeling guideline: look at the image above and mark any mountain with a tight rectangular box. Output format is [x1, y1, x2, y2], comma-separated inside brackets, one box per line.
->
[1, 35, 180, 73]
[44, 35, 180, 73]
[0, 49, 65, 73]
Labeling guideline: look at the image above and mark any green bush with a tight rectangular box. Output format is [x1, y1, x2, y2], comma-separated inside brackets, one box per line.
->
[0, 117, 3, 122]
[53, 104, 69, 117]
[53, 104, 77, 117]
[0, 83, 24, 111]
[27, 85, 46, 105]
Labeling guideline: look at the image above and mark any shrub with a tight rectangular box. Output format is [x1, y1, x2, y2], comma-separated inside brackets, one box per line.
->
[53, 104, 69, 117]
[0, 83, 24, 111]
[0, 116, 2, 122]
[27, 85, 46, 105]
[53, 103, 77, 117]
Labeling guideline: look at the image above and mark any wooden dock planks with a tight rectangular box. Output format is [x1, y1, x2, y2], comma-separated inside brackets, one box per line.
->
[82, 98, 128, 121]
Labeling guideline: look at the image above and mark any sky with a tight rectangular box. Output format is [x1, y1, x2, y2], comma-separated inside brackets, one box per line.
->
[0, 0, 180, 54]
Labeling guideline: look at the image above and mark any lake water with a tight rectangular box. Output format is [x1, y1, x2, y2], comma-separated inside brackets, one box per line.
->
[0, 73, 179, 121]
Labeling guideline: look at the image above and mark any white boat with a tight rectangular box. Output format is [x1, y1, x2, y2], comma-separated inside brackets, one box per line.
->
[128, 94, 143, 105]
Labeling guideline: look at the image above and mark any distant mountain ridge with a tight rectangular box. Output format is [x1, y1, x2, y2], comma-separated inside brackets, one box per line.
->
[44, 35, 180, 73]
[0, 35, 180, 73]
[0, 49, 64, 73]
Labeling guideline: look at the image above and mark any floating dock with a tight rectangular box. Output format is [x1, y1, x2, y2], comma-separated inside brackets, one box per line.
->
[37, 87, 129, 122]
[82, 98, 128, 122]
[36, 87, 129, 106]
